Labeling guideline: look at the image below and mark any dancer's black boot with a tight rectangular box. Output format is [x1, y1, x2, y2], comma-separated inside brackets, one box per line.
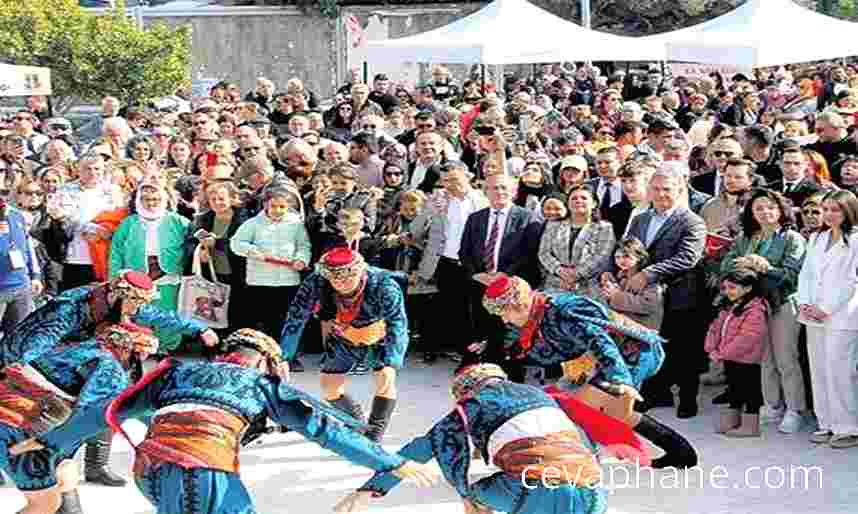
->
[57, 490, 84, 514]
[329, 394, 365, 422]
[365, 396, 396, 443]
[84, 431, 127, 486]
[634, 414, 698, 469]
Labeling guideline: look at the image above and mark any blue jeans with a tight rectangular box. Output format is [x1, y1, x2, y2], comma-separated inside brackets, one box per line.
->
[0, 285, 34, 337]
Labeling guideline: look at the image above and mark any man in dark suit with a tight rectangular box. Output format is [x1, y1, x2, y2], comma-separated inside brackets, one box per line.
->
[459, 173, 540, 380]
[591, 146, 625, 221]
[774, 147, 822, 210]
[620, 166, 706, 419]
[690, 137, 743, 196]
[606, 160, 655, 240]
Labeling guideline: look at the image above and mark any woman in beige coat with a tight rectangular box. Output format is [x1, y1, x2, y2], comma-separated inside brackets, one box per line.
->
[539, 185, 615, 294]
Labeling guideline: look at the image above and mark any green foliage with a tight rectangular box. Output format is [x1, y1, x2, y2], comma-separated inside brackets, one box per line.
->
[837, 0, 857, 18]
[0, 0, 191, 109]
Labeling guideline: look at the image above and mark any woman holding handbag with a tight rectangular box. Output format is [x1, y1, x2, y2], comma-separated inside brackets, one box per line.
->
[185, 180, 251, 336]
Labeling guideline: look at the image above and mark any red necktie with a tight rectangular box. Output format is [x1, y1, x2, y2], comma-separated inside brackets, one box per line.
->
[483, 210, 500, 272]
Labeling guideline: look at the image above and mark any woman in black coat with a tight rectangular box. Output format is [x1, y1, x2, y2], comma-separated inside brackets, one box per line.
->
[184, 181, 252, 336]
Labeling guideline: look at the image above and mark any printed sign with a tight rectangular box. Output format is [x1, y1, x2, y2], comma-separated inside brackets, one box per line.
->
[669, 62, 753, 79]
[0, 64, 52, 97]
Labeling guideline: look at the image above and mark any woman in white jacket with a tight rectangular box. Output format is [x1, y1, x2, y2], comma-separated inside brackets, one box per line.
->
[796, 190, 858, 449]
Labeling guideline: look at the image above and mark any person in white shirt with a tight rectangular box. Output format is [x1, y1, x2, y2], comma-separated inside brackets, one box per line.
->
[413, 163, 488, 363]
[52, 154, 117, 291]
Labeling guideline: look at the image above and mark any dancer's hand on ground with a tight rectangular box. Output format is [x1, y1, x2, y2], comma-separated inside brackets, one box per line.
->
[392, 461, 438, 487]
[9, 438, 44, 456]
[333, 491, 372, 512]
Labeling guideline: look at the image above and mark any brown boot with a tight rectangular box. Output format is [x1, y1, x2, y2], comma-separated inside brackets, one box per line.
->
[716, 409, 740, 434]
[726, 413, 760, 438]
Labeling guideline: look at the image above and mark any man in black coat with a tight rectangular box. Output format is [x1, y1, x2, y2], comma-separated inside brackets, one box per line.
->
[774, 147, 822, 211]
[459, 173, 541, 380]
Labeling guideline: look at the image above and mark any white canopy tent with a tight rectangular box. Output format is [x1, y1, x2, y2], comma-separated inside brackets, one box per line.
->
[363, 0, 664, 65]
[0, 63, 52, 97]
[641, 0, 858, 68]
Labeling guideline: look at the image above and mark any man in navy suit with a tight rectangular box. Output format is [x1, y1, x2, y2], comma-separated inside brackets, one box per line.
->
[459, 173, 540, 380]
[619, 165, 706, 418]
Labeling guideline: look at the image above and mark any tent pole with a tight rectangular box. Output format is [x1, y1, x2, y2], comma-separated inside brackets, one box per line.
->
[481, 64, 486, 91]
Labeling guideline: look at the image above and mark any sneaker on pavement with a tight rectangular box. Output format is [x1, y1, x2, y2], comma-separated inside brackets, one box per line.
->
[809, 430, 833, 444]
[778, 410, 804, 434]
[760, 405, 785, 424]
[829, 434, 858, 449]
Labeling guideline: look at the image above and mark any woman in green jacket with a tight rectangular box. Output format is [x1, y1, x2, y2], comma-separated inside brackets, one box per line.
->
[720, 189, 808, 434]
[109, 179, 190, 351]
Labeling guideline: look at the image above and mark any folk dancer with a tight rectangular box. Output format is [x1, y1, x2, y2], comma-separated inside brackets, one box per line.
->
[335, 363, 647, 514]
[0, 270, 218, 486]
[480, 274, 697, 469]
[280, 247, 408, 442]
[3, 322, 159, 514]
[98, 329, 434, 514]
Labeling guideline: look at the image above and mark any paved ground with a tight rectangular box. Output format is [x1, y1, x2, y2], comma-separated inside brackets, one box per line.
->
[2, 355, 856, 513]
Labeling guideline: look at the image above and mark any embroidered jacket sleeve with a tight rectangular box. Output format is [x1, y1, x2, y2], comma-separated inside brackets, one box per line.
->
[262, 379, 404, 473]
[39, 357, 129, 451]
[1, 298, 86, 368]
[556, 301, 634, 387]
[359, 411, 472, 499]
[279, 273, 324, 359]
[378, 275, 408, 369]
[132, 304, 208, 351]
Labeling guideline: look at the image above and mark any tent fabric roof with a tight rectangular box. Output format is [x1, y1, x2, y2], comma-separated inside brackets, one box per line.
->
[364, 0, 664, 65]
[641, 0, 858, 67]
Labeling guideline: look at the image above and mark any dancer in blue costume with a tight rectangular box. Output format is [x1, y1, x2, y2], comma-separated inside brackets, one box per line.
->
[0, 270, 219, 487]
[280, 247, 408, 442]
[481, 273, 697, 469]
[335, 363, 647, 514]
[86, 328, 432, 514]
[3, 322, 160, 514]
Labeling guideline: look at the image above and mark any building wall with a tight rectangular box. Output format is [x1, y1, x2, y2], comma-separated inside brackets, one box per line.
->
[142, 3, 489, 99]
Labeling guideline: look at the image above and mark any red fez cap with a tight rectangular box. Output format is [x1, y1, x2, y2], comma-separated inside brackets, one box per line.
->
[485, 275, 513, 299]
[323, 247, 358, 268]
[122, 271, 154, 290]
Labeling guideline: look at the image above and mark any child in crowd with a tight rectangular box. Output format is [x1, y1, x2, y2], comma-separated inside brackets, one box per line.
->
[230, 186, 311, 340]
[599, 236, 665, 331]
[704, 268, 769, 438]
[378, 191, 434, 344]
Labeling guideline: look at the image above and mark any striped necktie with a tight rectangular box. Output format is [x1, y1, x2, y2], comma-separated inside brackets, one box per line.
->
[483, 210, 501, 272]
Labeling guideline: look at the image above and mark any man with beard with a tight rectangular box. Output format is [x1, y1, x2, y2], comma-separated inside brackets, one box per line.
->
[700, 159, 759, 242]
[279, 138, 318, 193]
[280, 248, 408, 443]
[676, 93, 709, 132]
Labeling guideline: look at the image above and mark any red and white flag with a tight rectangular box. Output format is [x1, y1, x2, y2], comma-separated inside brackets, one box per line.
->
[345, 14, 366, 48]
